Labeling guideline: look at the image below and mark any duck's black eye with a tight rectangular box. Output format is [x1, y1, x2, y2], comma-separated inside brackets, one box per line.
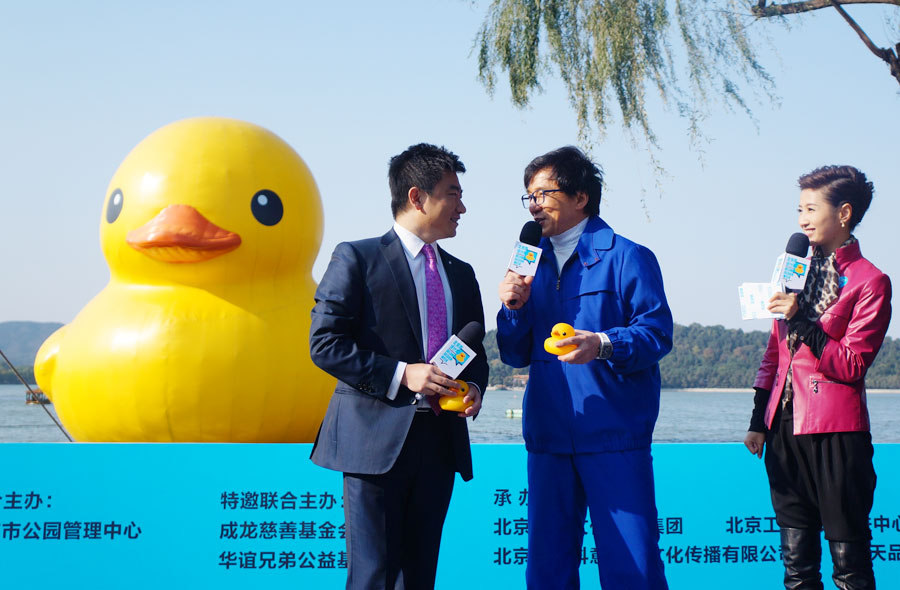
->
[106, 189, 124, 223]
[251, 189, 283, 226]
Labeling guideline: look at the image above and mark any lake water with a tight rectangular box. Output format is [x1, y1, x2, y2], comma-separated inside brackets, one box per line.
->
[3, 384, 900, 444]
[470, 388, 900, 444]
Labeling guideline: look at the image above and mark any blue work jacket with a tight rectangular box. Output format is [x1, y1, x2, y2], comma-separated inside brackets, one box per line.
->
[497, 216, 673, 454]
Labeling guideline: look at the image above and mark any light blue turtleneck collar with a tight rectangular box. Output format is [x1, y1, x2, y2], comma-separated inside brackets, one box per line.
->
[549, 217, 589, 272]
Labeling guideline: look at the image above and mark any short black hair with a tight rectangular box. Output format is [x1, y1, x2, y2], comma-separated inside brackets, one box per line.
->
[798, 165, 874, 230]
[388, 143, 466, 218]
[524, 146, 603, 216]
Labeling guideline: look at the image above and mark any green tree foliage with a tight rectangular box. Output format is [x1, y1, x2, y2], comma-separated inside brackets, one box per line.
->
[869, 336, 900, 388]
[476, 0, 900, 165]
[0, 366, 35, 385]
[477, 0, 772, 156]
[484, 327, 531, 387]
[659, 323, 767, 388]
[486, 323, 900, 389]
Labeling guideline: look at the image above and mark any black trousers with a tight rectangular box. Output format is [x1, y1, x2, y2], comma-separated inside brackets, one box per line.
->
[342, 411, 457, 590]
[765, 405, 876, 542]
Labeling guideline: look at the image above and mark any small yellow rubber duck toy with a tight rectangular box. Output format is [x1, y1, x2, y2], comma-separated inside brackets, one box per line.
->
[544, 323, 578, 356]
[438, 379, 474, 412]
[34, 117, 335, 442]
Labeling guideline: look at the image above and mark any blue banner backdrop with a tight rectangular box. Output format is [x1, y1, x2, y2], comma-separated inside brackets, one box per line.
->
[1, 444, 898, 588]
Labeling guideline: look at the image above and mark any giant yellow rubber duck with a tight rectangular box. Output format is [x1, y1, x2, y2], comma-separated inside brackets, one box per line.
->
[34, 117, 335, 442]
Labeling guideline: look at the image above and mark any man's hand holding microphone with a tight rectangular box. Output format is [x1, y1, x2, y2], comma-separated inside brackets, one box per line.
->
[499, 221, 542, 311]
[402, 321, 485, 417]
[499, 272, 534, 311]
[498, 221, 608, 364]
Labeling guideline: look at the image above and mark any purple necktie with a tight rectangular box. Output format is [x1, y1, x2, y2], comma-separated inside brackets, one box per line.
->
[423, 244, 447, 414]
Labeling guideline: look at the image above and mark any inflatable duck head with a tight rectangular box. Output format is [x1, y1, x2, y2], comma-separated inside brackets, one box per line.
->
[101, 117, 320, 287]
[34, 118, 335, 442]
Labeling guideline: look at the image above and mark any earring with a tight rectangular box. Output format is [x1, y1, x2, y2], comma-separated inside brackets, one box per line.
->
[841, 221, 846, 228]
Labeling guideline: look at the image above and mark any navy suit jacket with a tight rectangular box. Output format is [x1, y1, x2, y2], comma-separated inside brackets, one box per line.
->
[309, 229, 488, 481]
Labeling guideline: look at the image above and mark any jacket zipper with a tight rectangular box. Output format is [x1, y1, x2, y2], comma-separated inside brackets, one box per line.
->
[810, 378, 839, 394]
[556, 255, 571, 291]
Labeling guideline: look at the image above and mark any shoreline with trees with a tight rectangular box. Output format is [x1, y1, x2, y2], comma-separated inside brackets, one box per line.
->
[487, 323, 900, 390]
[3, 320, 898, 390]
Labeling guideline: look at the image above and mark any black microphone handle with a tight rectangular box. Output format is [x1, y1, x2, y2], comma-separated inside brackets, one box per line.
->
[456, 321, 485, 348]
[508, 276, 527, 307]
[508, 221, 542, 307]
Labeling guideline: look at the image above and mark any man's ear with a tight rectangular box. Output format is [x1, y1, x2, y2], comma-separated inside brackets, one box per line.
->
[408, 186, 424, 212]
[575, 191, 589, 212]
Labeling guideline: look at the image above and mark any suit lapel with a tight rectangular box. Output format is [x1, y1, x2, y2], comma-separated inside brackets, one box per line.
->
[380, 229, 424, 358]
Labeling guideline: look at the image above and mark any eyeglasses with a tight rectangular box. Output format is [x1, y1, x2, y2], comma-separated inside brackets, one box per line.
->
[521, 189, 563, 209]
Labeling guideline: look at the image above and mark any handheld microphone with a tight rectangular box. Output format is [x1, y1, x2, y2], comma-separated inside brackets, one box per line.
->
[428, 321, 483, 379]
[456, 321, 485, 349]
[772, 232, 811, 292]
[739, 233, 812, 320]
[786, 232, 810, 257]
[508, 221, 543, 306]
[519, 221, 543, 248]
[437, 321, 484, 412]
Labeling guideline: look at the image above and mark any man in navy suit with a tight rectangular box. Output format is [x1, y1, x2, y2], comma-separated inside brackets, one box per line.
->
[309, 143, 489, 590]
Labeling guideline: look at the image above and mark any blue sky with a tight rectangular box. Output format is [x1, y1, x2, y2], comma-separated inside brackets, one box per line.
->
[2, 1, 898, 337]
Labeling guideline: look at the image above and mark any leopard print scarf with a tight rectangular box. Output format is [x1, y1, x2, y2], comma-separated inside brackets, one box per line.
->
[781, 236, 854, 407]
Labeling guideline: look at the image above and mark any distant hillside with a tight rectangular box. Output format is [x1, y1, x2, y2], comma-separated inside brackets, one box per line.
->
[0, 321, 63, 381]
[660, 323, 767, 389]
[486, 323, 900, 390]
[870, 336, 900, 388]
[3, 320, 898, 390]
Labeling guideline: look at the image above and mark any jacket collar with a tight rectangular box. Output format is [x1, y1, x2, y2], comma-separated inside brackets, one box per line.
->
[572, 215, 614, 268]
[834, 238, 862, 271]
[539, 215, 613, 269]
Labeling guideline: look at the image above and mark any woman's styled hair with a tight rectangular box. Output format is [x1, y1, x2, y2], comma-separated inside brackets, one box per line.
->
[798, 165, 874, 230]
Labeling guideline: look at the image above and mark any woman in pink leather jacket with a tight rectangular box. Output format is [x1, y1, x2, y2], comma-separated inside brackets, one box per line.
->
[744, 165, 891, 590]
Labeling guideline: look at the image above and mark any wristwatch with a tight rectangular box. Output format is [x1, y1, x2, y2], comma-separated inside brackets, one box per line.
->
[595, 332, 613, 360]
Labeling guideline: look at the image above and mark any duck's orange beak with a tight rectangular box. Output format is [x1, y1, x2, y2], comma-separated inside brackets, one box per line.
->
[126, 204, 241, 263]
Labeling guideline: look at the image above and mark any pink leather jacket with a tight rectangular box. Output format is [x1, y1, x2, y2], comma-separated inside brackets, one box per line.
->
[754, 241, 892, 434]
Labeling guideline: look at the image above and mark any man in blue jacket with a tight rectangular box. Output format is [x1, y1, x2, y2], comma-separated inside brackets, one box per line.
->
[497, 146, 672, 589]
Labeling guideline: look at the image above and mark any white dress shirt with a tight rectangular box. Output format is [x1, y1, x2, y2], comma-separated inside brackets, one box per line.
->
[386, 222, 453, 401]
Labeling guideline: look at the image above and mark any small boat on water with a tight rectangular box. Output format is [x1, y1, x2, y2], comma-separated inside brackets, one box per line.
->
[0, 348, 52, 406]
[25, 389, 51, 405]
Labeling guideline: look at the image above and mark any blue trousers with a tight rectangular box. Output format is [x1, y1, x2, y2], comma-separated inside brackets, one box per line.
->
[526, 449, 668, 590]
